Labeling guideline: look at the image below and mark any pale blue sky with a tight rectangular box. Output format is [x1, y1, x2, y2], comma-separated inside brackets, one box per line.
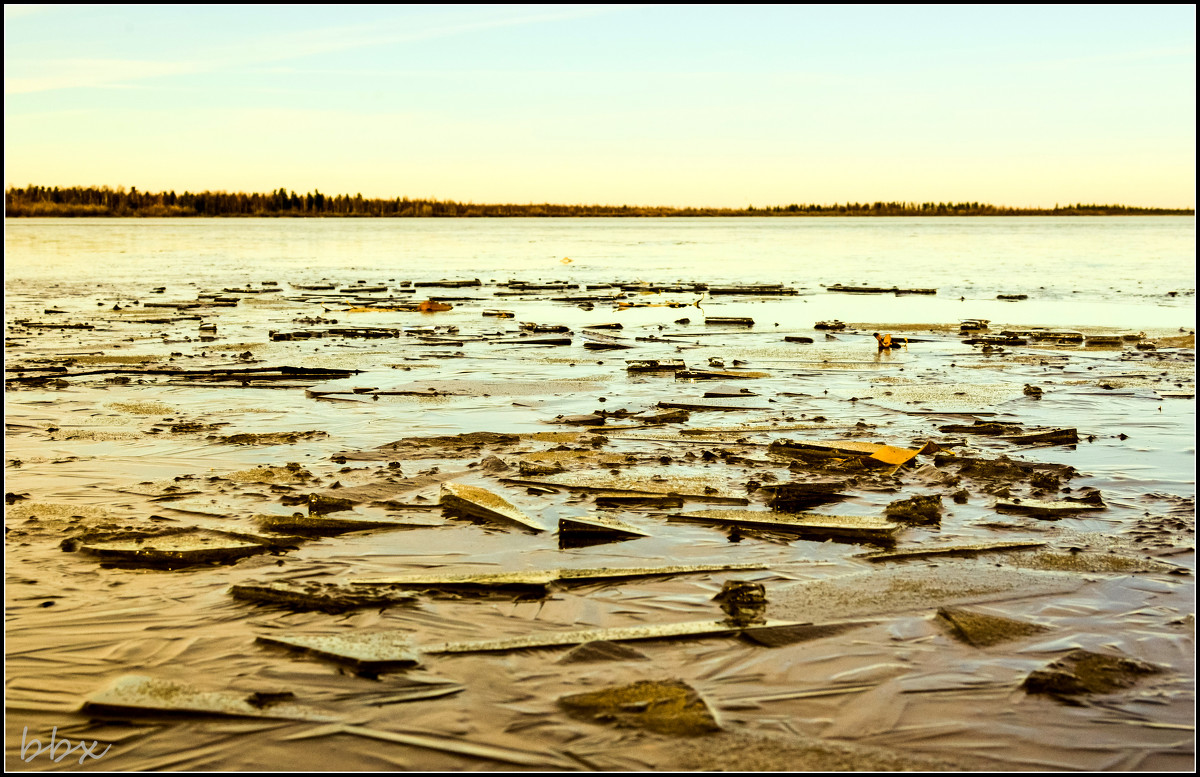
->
[4, 4, 1195, 207]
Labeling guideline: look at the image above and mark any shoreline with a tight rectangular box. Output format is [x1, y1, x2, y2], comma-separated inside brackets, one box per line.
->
[6, 187, 1192, 219]
[6, 211, 1195, 218]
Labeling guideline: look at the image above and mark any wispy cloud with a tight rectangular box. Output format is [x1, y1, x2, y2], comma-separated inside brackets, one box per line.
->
[6, 59, 203, 95]
[5, 4, 634, 95]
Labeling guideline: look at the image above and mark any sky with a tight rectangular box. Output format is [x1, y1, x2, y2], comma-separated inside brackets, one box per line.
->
[4, 4, 1195, 208]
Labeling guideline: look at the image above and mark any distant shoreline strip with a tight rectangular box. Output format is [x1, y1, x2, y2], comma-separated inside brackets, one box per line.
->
[4, 186, 1192, 218]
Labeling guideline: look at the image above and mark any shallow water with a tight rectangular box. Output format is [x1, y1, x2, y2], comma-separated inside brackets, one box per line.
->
[4, 217, 1196, 771]
[5, 215, 1195, 297]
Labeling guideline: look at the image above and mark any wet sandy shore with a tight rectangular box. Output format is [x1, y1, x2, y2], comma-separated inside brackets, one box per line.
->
[5, 278, 1195, 771]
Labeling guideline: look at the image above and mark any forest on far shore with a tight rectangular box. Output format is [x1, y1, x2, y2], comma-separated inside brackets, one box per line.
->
[5, 185, 1193, 218]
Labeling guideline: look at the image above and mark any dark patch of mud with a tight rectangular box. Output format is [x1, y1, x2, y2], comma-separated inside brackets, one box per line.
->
[884, 493, 943, 523]
[558, 679, 720, 736]
[217, 430, 329, 445]
[1022, 649, 1163, 698]
[935, 605, 1050, 647]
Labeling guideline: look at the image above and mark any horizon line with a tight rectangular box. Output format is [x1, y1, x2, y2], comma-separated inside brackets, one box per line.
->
[5, 185, 1194, 214]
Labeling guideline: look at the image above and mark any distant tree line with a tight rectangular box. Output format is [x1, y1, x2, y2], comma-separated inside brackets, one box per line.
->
[4, 185, 1192, 217]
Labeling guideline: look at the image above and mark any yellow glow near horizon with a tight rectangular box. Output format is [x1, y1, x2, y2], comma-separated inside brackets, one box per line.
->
[4, 5, 1195, 209]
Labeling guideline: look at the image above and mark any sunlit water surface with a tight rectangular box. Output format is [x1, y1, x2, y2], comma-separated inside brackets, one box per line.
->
[5, 216, 1195, 330]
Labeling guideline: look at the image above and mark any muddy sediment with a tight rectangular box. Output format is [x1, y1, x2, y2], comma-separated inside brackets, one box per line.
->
[4, 276, 1195, 771]
[558, 679, 721, 736]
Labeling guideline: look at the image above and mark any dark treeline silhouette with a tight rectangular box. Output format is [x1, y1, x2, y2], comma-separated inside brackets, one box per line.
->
[4, 185, 1192, 217]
